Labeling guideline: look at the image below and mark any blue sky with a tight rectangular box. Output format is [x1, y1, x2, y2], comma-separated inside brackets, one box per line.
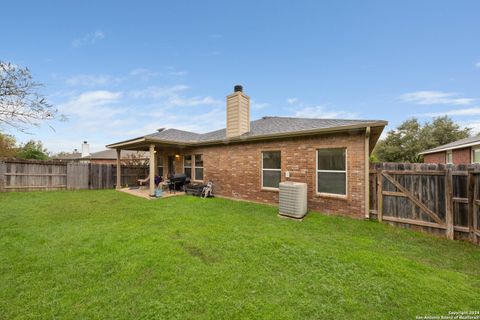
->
[1, 0, 480, 153]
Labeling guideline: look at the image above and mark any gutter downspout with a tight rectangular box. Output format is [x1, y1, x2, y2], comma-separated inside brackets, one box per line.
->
[365, 126, 371, 219]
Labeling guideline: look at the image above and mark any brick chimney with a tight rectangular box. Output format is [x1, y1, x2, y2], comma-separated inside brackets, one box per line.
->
[226, 85, 250, 138]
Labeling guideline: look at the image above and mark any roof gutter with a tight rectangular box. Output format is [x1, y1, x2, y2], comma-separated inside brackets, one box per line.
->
[106, 137, 147, 148]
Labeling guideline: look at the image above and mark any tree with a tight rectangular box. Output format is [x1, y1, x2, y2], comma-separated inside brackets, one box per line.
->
[0, 61, 63, 132]
[422, 116, 470, 150]
[374, 116, 471, 163]
[16, 140, 49, 160]
[123, 151, 149, 166]
[0, 132, 18, 158]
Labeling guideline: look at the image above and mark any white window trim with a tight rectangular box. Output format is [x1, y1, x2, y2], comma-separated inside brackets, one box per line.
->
[316, 148, 348, 198]
[184, 155, 192, 179]
[472, 147, 480, 164]
[446, 150, 453, 164]
[261, 151, 281, 190]
[193, 154, 204, 182]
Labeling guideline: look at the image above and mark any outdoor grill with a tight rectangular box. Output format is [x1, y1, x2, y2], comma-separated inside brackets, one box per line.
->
[168, 174, 190, 191]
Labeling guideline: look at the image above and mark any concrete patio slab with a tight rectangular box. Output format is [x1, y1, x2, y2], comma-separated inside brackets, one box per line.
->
[118, 187, 185, 200]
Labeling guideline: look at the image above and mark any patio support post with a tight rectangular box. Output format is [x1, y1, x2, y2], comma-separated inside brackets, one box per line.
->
[149, 144, 155, 196]
[116, 148, 122, 189]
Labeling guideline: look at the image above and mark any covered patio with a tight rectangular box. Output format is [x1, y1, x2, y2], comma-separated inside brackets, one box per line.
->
[108, 137, 202, 197]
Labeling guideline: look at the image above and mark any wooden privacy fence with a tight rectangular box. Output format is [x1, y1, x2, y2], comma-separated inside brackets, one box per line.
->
[0, 160, 148, 192]
[370, 163, 480, 245]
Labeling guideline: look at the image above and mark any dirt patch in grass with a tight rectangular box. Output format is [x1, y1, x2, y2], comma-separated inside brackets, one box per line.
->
[180, 242, 220, 264]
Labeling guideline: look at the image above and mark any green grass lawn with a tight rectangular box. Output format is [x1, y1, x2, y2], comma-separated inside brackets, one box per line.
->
[0, 190, 479, 319]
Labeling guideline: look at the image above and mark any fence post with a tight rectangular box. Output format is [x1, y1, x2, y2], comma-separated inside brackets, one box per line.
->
[471, 170, 478, 244]
[376, 169, 383, 222]
[467, 168, 475, 243]
[0, 161, 5, 192]
[88, 163, 92, 190]
[445, 168, 454, 240]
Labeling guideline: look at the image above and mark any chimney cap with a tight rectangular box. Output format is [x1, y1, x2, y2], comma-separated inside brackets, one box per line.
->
[83, 141, 87, 144]
[234, 85, 243, 93]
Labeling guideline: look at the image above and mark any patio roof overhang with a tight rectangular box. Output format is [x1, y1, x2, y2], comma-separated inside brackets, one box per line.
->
[106, 137, 191, 151]
[106, 122, 387, 152]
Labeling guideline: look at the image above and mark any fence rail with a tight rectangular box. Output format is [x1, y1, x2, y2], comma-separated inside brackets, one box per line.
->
[0, 160, 148, 192]
[370, 163, 480, 245]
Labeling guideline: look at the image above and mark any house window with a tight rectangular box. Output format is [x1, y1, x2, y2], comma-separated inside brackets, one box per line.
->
[262, 151, 281, 189]
[184, 155, 192, 178]
[472, 148, 480, 164]
[446, 150, 453, 164]
[194, 154, 204, 181]
[317, 148, 347, 196]
[157, 155, 164, 177]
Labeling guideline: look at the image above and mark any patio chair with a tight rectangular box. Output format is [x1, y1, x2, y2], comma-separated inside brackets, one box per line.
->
[201, 181, 213, 199]
[138, 176, 149, 188]
[138, 175, 162, 189]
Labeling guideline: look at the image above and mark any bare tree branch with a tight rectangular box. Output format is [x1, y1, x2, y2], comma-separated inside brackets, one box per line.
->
[0, 61, 65, 132]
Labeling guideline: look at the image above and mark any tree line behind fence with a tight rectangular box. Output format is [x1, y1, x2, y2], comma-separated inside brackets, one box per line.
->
[370, 163, 480, 245]
[0, 160, 148, 192]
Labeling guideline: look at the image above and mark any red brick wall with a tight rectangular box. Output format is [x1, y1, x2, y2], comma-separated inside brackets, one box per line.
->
[452, 147, 471, 164]
[423, 148, 471, 164]
[186, 131, 367, 218]
[423, 152, 446, 164]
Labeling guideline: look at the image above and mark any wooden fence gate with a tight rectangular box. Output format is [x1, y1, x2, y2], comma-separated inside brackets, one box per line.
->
[370, 163, 480, 245]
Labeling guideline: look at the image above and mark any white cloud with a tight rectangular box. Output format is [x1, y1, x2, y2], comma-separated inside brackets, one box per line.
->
[167, 70, 188, 77]
[460, 120, 480, 135]
[66, 74, 124, 86]
[129, 68, 159, 81]
[416, 107, 480, 117]
[129, 85, 221, 107]
[251, 100, 270, 109]
[286, 98, 357, 119]
[49, 85, 227, 151]
[168, 95, 221, 107]
[58, 90, 127, 132]
[287, 98, 299, 104]
[294, 106, 358, 119]
[122, 108, 226, 137]
[399, 91, 474, 105]
[130, 85, 189, 99]
[72, 30, 105, 48]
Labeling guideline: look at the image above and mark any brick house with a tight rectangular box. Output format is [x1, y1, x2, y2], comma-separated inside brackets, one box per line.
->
[420, 136, 480, 165]
[107, 86, 387, 218]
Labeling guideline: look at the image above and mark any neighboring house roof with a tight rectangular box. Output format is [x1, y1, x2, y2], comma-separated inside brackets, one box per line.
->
[419, 136, 480, 155]
[108, 116, 387, 148]
[81, 149, 149, 160]
[53, 152, 82, 160]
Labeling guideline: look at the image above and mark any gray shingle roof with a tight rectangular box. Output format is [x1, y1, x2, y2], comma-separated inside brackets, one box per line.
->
[420, 135, 480, 155]
[143, 116, 386, 144]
